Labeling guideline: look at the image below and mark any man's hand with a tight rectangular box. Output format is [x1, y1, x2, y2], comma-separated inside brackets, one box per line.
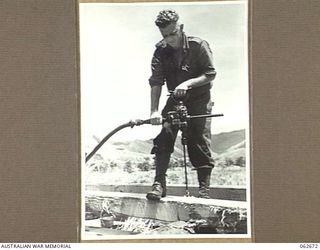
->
[173, 81, 190, 99]
[150, 111, 162, 125]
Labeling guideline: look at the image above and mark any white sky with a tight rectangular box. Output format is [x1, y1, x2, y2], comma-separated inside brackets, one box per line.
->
[80, 1, 249, 145]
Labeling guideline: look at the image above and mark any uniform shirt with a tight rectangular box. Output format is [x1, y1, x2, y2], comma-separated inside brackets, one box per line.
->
[149, 33, 216, 99]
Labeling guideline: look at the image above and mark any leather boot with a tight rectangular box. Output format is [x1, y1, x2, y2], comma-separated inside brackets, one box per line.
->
[197, 168, 212, 199]
[146, 152, 170, 200]
[146, 181, 164, 201]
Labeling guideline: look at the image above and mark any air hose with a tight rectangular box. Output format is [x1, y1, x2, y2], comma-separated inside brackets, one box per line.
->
[85, 119, 151, 163]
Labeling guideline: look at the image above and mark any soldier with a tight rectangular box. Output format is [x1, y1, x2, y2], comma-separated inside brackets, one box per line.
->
[147, 9, 217, 200]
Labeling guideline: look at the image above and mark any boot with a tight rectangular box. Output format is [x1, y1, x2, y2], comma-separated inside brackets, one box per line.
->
[146, 152, 170, 200]
[197, 168, 212, 199]
[146, 181, 164, 201]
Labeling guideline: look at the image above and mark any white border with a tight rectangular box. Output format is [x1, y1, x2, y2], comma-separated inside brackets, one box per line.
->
[81, 1, 247, 6]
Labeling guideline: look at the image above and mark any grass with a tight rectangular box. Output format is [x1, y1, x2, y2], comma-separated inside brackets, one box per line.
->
[85, 163, 246, 187]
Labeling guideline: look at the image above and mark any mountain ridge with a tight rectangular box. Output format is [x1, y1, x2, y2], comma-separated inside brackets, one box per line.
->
[93, 129, 246, 162]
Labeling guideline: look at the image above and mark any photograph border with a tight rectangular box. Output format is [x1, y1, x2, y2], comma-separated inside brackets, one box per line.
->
[79, 0, 252, 242]
[1, 0, 319, 243]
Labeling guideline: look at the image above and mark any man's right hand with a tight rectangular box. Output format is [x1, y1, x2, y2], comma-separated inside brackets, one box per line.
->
[150, 111, 162, 125]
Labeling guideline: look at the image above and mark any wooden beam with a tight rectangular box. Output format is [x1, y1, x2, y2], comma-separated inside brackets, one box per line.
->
[86, 184, 246, 201]
[85, 191, 248, 224]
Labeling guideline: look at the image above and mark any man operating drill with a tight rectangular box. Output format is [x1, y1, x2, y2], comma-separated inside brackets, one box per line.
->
[147, 9, 217, 200]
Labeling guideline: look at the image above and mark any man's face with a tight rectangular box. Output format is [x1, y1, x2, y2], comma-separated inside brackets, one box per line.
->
[159, 23, 182, 50]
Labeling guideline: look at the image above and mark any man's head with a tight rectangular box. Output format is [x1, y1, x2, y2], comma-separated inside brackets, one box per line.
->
[155, 9, 183, 49]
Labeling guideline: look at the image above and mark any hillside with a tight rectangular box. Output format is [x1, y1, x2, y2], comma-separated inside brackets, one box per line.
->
[85, 129, 247, 187]
[211, 129, 245, 154]
[86, 129, 246, 164]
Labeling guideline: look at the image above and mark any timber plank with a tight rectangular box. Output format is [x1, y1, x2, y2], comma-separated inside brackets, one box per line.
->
[85, 191, 247, 223]
[86, 184, 246, 201]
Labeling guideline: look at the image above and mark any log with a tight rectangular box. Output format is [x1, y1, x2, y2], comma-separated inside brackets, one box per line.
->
[85, 191, 248, 226]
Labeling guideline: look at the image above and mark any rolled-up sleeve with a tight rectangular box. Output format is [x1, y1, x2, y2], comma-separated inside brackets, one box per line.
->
[149, 49, 165, 87]
[198, 41, 216, 77]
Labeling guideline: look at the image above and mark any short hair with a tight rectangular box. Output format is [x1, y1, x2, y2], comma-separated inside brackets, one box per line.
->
[155, 9, 179, 28]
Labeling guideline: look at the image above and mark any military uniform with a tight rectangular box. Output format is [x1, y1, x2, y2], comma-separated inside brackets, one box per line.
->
[147, 33, 216, 199]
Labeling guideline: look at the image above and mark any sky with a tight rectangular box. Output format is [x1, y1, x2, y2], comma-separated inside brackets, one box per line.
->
[80, 1, 249, 146]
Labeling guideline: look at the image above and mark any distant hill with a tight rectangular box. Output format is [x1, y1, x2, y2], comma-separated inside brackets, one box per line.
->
[90, 129, 246, 162]
[109, 139, 184, 160]
[211, 129, 245, 154]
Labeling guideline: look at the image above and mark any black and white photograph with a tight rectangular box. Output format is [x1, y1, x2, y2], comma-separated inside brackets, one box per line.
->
[80, 1, 250, 240]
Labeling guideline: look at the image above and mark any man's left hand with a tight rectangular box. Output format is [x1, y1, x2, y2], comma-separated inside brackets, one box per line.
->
[173, 81, 189, 99]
